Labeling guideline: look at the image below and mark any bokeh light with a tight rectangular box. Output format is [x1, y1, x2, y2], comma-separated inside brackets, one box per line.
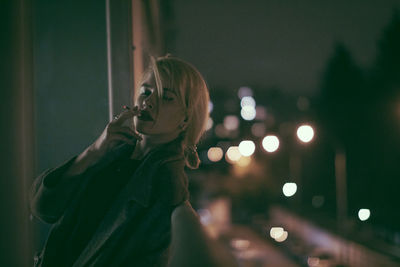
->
[241, 106, 256, 121]
[238, 140, 256, 156]
[270, 227, 288, 242]
[240, 96, 256, 108]
[255, 106, 267, 120]
[238, 86, 253, 99]
[296, 124, 314, 143]
[230, 239, 250, 250]
[206, 117, 213, 131]
[275, 231, 288, 242]
[282, 182, 297, 197]
[207, 147, 223, 162]
[262, 135, 280, 152]
[225, 146, 241, 163]
[223, 115, 239, 131]
[251, 123, 266, 137]
[358, 209, 371, 221]
[270, 227, 284, 239]
[208, 100, 214, 113]
[236, 156, 251, 167]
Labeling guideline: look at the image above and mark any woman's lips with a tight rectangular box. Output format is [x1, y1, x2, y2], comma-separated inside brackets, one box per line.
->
[138, 110, 154, 121]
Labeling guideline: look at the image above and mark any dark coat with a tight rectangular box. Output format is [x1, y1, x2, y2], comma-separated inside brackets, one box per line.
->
[30, 140, 189, 267]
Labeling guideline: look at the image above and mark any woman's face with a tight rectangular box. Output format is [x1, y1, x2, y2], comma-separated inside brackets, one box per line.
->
[134, 72, 186, 140]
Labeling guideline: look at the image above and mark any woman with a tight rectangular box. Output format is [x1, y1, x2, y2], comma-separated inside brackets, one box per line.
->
[30, 55, 210, 266]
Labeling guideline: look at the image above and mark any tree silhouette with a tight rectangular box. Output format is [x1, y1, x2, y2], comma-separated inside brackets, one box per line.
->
[318, 43, 365, 145]
[374, 9, 400, 89]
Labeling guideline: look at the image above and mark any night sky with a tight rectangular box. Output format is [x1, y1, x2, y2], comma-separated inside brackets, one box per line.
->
[168, 0, 400, 95]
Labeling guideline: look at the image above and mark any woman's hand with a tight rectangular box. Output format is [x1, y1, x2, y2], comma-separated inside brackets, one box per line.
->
[63, 106, 142, 177]
[90, 106, 142, 158]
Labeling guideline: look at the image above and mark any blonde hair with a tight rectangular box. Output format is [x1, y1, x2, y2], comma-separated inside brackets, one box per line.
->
[138, 55, 210, 169]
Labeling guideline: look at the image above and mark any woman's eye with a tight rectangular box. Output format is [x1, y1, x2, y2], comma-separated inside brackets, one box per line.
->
[140, 88, 152, 96]
[163, 95, 174, 101]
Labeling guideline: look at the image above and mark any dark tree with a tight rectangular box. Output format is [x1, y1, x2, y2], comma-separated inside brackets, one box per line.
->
[318, 43, 366, 145]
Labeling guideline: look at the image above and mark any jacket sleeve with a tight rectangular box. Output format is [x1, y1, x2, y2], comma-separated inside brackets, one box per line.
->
[29, 155, 86, 224]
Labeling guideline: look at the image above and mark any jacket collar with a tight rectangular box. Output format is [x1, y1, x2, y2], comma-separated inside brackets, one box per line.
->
[119, 138, 185, 207]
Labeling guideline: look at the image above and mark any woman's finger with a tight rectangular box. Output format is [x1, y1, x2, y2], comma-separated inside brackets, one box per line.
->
[112, 135, 137, 146]
[112, 108, 140, 126]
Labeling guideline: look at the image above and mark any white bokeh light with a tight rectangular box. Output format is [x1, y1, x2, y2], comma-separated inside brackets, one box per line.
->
[282, 182, 297, 197]
[275, 231, 288, 242]
[262, 135, 280, 152]
[240, 106, 256, 120]
[269, 227, 284, 239]
[238, 140, 256, 156]
[225, 146, 241, 163]
[240, 96, 256, 108]
[358, 209, 371, 221]
[296, 124, 314, 143]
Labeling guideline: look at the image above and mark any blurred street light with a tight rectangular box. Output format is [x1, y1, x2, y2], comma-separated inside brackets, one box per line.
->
[358, 209, 371, 221]
[207, 147, 223, 162]
[275, 231, 288, 242]
[225, 146, 241, 163]
[282, 182, 297, 197]
[238, 140, 255, 156]
[296, 124, 315, 143]
[240, 106, 256, 120]
[236, 156, 251, 167]
[270, 227, 288, 242]
[240, 96, 256, 108]
[270, 227, 284, 239]
[262, 135, 280, 152]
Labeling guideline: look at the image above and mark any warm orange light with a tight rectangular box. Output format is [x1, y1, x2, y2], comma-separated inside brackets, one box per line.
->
[225, 146, 241, 163]
[207, 147, 223, 162]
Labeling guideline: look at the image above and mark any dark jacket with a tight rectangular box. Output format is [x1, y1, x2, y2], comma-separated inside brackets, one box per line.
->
[30, 139, 189, 267]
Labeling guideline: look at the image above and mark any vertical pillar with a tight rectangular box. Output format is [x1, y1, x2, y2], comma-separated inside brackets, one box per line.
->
[0, 0, 34, 265]
[106, 0, 134, 122]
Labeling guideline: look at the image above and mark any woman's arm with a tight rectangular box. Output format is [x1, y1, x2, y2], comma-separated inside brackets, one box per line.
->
[30, 107, 141, 224]
[29, 146, 101, 224]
